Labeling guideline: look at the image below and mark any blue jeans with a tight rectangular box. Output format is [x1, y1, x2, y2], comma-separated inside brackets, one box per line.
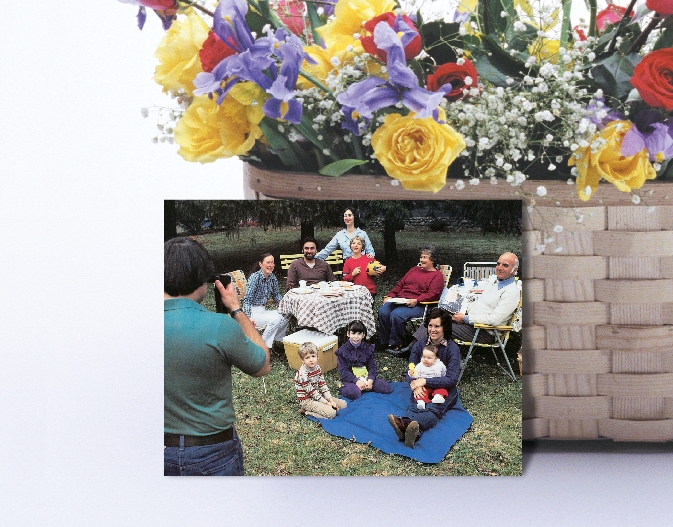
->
[378, 302, 425, 347]
[164, 430, 244, 476]
[404, 385, 459, 434]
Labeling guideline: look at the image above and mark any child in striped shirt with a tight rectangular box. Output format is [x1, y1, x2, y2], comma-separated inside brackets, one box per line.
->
[294, 342, 347, 419]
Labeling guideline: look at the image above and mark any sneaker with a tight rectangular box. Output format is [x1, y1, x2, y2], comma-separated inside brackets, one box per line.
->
[431, 394, 445, 404]
[405, 421, 420, 448]
[416, 400, 426, 409]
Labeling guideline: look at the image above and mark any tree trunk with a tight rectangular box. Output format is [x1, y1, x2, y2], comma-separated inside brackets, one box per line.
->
[164, 200, 177, 241]
[383, 221, 398, 263]
[300, 220, 314, 242]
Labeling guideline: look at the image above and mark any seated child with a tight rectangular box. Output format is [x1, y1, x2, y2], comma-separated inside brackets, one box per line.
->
[408, 344, 449, 410]
[342, 236, 386, 298]
[336, 320, 392, 400]
[294, 342, 347, 419]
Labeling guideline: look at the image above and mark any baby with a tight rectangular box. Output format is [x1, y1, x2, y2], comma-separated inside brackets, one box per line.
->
[294, 342, 347, 419]
[408, 344, 449, 409]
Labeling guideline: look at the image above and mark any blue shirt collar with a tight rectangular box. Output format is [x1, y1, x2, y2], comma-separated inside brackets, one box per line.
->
[498, 277, 515, 289]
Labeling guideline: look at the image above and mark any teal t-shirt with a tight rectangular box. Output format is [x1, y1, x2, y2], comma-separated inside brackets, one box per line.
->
[164, 298, 267, 435]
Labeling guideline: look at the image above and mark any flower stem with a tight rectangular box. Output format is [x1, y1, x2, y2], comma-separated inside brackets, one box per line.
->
[606, 0, 638, 54]
[627, 13, 663, 55]
[559, 0, 572, 53]
[179, 1, 214, 17]
[298, 69, 332, 94]
[588, 0, 597, 38]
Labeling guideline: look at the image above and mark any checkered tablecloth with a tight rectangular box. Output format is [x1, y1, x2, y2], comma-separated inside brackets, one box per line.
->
[278, 285, 375, 335]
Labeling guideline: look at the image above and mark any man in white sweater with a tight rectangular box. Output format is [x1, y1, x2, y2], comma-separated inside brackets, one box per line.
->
[451, 252, 520, 344]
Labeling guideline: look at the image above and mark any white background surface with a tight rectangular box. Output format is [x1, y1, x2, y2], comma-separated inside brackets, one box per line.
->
[1, 1, 671, 525]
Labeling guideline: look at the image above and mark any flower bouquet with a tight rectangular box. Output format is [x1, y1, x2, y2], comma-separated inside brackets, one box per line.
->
[122, 0, 673, 201]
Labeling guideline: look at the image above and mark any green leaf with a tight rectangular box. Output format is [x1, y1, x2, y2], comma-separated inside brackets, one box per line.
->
[420, 20, 460, 65]
[480, 0, 512, 36]
[654, 21, 673, 50]
[305, 1, 324, 47]
[318, 159, 367, 177]
[590, 53, 640, 100]
[471, 34, 529, 85]
[506, 22, 538, 53]
[259, 118, 305, 171]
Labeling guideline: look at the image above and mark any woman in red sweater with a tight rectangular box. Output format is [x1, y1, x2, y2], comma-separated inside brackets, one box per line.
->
[377, 246, 444, 354]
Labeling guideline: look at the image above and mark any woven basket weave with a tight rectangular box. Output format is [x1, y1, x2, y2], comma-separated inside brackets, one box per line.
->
[522, 195, 673, 442]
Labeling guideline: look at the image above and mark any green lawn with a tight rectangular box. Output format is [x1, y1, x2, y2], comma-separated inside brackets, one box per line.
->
[196, 226, 522, 476]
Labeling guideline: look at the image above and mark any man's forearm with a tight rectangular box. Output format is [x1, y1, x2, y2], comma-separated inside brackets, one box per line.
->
[232, 311, 270, 374]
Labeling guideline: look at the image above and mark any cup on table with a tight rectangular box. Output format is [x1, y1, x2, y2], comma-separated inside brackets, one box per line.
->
[319, 281, 328, 291]
[463, 277, 475, 288]
[299, 280, 307, 288]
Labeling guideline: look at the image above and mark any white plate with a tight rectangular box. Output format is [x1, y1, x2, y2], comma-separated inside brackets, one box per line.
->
[290, 288, 313, 294]
[388, 298, 410, 304]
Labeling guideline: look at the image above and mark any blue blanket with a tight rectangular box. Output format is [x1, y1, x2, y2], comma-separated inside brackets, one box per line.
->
[307, 382, 473, 464]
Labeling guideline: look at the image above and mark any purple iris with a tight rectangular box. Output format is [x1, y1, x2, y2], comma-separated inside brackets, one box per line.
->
[584, 97, 625, 129]
[321, 0, 338, 17]
[336, 21, 448, 135]
[193, 0, 314, 124]
[622, 111, 673, 163]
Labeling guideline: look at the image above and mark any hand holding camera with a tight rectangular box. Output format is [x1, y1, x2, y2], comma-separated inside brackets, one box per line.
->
[212, 274, 241, 314]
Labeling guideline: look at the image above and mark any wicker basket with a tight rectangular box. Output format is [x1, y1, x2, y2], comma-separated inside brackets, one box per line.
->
[244, 163, 673, 441]
[521, 196, 673, 442]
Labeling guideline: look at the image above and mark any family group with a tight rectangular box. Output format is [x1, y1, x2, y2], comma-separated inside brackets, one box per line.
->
[164, 209, 519, 474]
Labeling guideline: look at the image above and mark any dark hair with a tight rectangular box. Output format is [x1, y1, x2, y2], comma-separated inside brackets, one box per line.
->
[250, 252, 274, 276]
[301, 236, 318, 249]
[342, 207, 359, 228]
[424, 308, 452, 338]
[423, 344, 438, 356]
[347, 319, 367, 338]
[164, 237, 214, 296]
[420, 245, 440, 268]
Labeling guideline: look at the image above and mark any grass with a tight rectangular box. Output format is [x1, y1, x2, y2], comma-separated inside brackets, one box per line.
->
[195, 226, 522, 476]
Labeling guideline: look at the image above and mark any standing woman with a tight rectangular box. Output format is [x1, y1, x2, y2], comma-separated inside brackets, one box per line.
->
[243, 253, 289, 348]
[316, 208, 375, 261]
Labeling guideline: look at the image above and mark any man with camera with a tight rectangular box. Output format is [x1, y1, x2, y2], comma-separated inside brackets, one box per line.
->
[164, 237, 270, 476]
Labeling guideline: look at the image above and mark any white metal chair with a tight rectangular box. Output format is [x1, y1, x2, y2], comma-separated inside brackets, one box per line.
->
[454, 279, 522, 383]
[462, 261, 497, 282]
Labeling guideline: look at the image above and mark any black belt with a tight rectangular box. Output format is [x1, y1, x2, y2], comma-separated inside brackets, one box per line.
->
[164, 427, 233, 447]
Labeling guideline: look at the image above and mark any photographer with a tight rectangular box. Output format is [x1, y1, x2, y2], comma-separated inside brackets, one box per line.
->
[164, 237, 269, 476]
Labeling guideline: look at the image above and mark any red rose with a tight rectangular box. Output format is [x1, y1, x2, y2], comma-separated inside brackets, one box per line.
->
[199, 31, 237, 73]
[427, 59, 478, 101]
[139, 0, 177, 9]
[630, 48, 673, 111]
[646, 0, 673, 15]
[360, 13, 422, 62]
[596, 4, 632, 33]
[277, 0, 306, 36]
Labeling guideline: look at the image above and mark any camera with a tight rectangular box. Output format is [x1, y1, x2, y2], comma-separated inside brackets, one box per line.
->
[211, 273, 232, 313]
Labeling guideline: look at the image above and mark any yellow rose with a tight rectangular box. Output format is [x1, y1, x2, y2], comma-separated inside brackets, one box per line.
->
[371, 112, 466, 192]
[569, 120, 657, 201]
[316, 0, 396, 46]
[154, 8, 209, 95]
[174, 83, 266, 163]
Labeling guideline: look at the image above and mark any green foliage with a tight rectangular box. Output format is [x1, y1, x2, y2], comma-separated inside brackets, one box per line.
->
[319, 159, 367, 177]
[420, 20, 461, 65]
[590, 53, 641, 100]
